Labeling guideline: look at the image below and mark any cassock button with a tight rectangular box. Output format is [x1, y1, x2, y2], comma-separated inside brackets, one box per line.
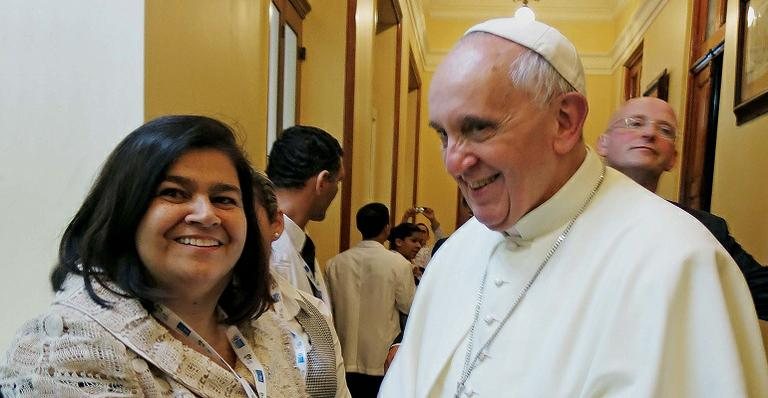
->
[43, 314, 64, 338]
[494, 278, 505, 287]
[505, 240, 519, 250]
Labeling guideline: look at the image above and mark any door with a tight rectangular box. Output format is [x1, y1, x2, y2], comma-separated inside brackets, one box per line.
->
[680, 46, 723, 211]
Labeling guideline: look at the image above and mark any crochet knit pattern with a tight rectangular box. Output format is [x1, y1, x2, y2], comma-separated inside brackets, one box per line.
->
[0, 276, 308, 397]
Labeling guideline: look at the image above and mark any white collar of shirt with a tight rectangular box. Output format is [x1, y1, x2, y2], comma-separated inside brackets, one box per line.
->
[282, 214, 307, 251]
[503, 148, 602, 243]
[271, 271, 303, 319]
[356, 240, 386, 250]
[390, 248, 409, 261]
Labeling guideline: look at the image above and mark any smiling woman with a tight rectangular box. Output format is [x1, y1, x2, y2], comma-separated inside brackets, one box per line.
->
[0, 116, 308, 397]
[135, 149, 248, 308]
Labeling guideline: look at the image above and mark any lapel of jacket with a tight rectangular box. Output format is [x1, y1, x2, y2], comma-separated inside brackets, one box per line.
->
[55, 277, 246, 398]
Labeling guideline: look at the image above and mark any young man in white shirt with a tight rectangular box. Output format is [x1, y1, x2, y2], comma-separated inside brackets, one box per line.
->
[267, 125, 344, 311]
[325, 203, 415, 397]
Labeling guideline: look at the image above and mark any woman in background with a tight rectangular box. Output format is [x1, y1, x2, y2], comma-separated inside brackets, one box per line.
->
[0, 115, 306, 397]
[252, 171, 350, 398]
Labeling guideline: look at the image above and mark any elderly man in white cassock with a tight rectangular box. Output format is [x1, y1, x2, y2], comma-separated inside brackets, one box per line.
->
[378, 17, 768, 398]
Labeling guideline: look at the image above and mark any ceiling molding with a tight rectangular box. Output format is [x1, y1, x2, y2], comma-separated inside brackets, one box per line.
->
[427, 2, 616, 21]
[608, 0, 668, 71]
[422, 0, 668, 76]
[581, 53, 614, 75]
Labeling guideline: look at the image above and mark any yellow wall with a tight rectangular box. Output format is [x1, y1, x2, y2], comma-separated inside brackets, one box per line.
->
[338, 0, 433, 249]
[637, 0, 691, 200]
[584, 74, 616, 149]
[345, 0, 376, 250]
[372, 25, 397, 206]
[395, 88, 416, 221]
[541, 19, 615, 55]
[146, 0, 350, 265]
[425, 16, 614, 54]
[404, 88, 421, 222]
[301, 0, 348, 265]
[710, 0, 768, 263]
[145, 0, 269, 167]
[415, 70, 460, 232]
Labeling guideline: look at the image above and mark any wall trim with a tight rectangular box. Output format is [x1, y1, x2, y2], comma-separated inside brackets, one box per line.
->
[428, 4, 614, 21]
[422, 0, 668, 76]
[404, 0, 428, 73]
[287, 0, 311, 19]
[340, 0, 357, 252]
[607, 0, 668, 72]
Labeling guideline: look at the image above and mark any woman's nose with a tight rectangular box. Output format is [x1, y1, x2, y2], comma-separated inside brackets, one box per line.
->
[184, 196, 221, 227]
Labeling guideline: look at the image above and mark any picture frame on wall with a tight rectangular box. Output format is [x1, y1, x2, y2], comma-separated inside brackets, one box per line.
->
[643, 69, 670, 101]
[735, 0, 768, 125]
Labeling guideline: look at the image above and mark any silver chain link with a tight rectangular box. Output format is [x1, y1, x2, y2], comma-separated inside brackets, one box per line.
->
[455, 165, 606, 398]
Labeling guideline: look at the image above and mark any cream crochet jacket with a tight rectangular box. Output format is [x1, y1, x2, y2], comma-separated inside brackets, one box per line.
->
[0, 276, 308, 397]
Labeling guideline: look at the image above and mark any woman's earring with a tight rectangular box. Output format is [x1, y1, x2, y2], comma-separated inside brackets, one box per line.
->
[272, 232, 280, 241]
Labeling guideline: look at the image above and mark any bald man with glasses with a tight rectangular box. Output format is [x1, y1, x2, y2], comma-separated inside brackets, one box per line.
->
[598, 96, 768, 321]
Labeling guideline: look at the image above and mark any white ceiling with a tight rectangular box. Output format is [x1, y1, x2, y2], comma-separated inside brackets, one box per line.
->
[423, 0, 628, 21]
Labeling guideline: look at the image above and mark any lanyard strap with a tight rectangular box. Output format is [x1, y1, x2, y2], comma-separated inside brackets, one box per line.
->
[226, 326, 267, 398]
[291, 331, 309, 378]
[153, 305, 266, 398]
[271, 291, 310, 378]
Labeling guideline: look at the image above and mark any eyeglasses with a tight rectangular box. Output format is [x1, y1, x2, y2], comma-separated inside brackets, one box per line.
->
[614, 116, 677, 141]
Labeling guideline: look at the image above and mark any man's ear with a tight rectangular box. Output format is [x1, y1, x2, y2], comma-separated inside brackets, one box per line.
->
[596, 134, 609, 156]
[314, 170, 331, 193]
[553, 92, 588, 155]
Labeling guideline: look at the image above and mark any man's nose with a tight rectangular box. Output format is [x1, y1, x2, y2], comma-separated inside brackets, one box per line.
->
[444, 138, 478, 175]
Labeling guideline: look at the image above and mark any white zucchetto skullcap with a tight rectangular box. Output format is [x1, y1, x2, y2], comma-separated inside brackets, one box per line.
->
[465, 17, 586, 96]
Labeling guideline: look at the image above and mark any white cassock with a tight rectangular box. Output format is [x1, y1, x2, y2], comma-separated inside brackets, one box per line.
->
[379, 149, 768, 397]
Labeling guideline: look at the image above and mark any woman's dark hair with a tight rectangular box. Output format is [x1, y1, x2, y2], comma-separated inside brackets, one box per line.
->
[51, 115, 272, 324]
[252, 171, 280, 223]
[387, 222, 422, 249]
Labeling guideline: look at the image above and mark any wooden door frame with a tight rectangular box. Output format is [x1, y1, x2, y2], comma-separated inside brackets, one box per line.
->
[679, 0, 728, 209]
[389, 21, 404, 227]
[623, 43, 643, 100]
[340, 0, 357, 251]
[270, 0, 309, 135]
[679, 44, 724, 210]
